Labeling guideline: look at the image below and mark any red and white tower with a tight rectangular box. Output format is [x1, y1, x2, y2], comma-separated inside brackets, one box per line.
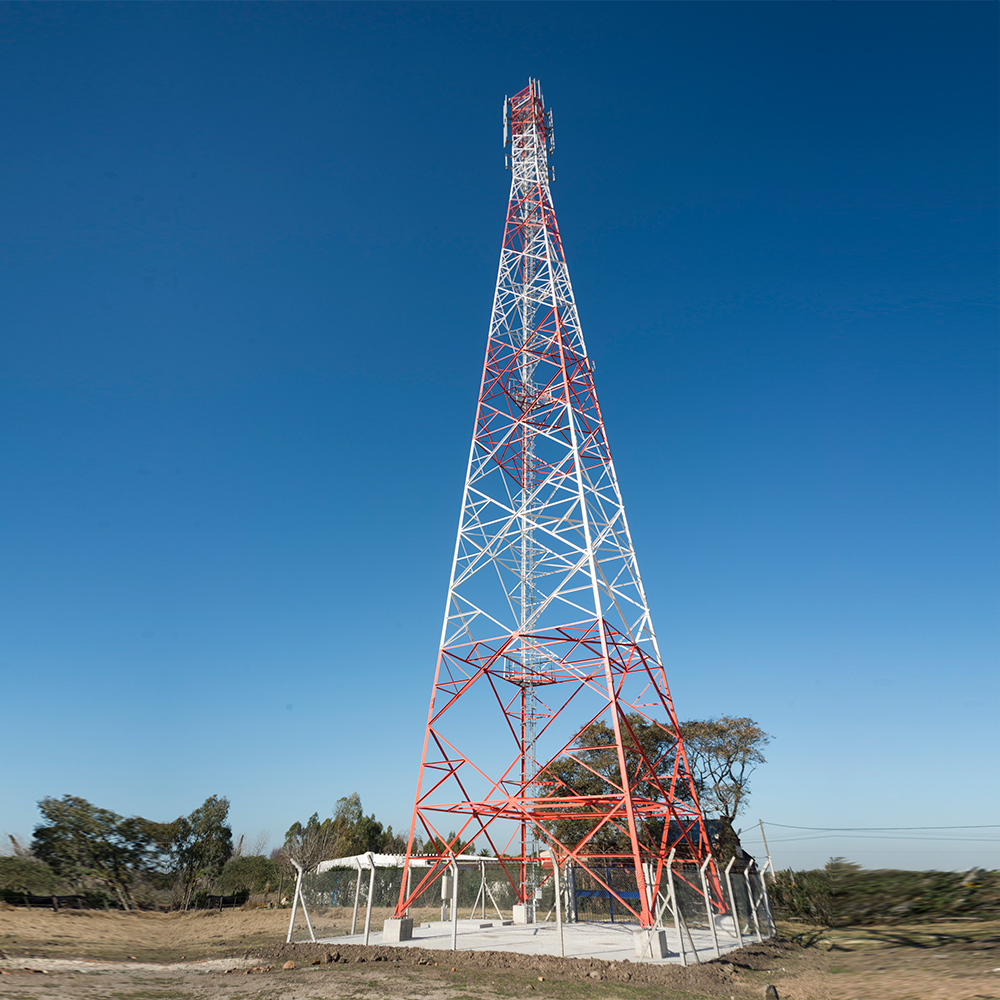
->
[396, 80, 722, 929]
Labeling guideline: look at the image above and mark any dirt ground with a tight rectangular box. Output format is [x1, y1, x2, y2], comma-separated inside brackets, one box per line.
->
[1, 906, 998, 999]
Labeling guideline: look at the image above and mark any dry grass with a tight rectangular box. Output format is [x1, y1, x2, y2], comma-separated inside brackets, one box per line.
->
[774, 918, 1000, 1000]
[0, 904, 442, 963]
[2, 906, 999, 998]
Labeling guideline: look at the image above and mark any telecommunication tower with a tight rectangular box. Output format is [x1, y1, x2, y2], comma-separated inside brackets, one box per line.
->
[395, 80, 722, 929]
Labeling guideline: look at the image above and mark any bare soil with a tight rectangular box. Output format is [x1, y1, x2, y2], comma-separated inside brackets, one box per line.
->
[1, 906, 998, 999]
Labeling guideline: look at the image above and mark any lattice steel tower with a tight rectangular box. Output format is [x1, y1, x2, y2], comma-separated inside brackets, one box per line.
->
[395, 80, 722, 928]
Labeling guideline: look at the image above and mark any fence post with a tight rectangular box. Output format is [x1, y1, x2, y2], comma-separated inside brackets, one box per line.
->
[351, 857, 362, 935]
[363, 853, 377, 946]
[724, 856, 742, 947]
[665, 850, 686, 967]
[759, 856, 776, 937]
[547, 848, 564, 958]
[451, 859, 459, 951]
[641, 862, 655, 924]
[744, 859, 763, 943]
[699, 856, 721, 959]
[299, 865, 317, 942]
[286, 862, 303, 943]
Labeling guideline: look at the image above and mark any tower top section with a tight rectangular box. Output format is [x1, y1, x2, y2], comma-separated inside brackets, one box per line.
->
[503, 78, 555, 180]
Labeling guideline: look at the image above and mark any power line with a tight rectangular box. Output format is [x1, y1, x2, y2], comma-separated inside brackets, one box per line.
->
[762, 822, 1000, 832]
[743, 833, 1000, 844]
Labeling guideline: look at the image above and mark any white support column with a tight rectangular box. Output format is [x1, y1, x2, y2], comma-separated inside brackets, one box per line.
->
[484, 870, 505, 920]
[363, 853, 376, 946]
[759, 856, 776, 936]
[699, 857, 720, 959]
[665, 851, 686, 966]
[450, 860, 459, 951]
[301, 865, 316, 943]
[641, 862, 655, 924]
[724, 856, 742, 947]
[472, 861, 486, 920]
[286, 862, 303, 944]
[633, 860, 669, 960]
[547, 848, 564, 958]
[351, 858, 362, 935]
[744, 859, 763, 943]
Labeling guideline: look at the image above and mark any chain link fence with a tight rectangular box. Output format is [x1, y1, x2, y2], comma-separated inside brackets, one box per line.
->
[295, 853, 774, 953]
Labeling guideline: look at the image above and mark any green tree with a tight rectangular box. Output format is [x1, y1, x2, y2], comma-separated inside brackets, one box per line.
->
[327, 793, 389, 856]
[31, 795, 142, 908]
[542, 713, 688, 855]
[282, 793, 404, 871]
[173, 795, 233, 908]
[216, 854, 281, 895]
[541, 714, 771, 859]
[424, 831, 475, 856]
[0, 855, 62, 896]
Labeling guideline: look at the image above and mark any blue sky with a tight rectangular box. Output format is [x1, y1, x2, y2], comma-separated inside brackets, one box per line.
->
[1, 1, 996, 872]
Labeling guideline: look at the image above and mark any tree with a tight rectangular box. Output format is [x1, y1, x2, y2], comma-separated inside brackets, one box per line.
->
[541, 713, 694, 855]
[282, 812, 334, 875]
[216, 854, 281, 896]
[679, 716, 771, 856]
[541, 713, 771, 858]
[32, 795, 141, 908]
[173, 795, 233, 908]
[0, 855, 61, 896]
[28, 794, 236, 909]
[118, 816, 181, 884]
[281, 793, 406, 875]
[424, 831, 475, 857]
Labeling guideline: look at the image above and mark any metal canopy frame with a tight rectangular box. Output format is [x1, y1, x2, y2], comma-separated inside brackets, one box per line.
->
[396, 80, 724, 929]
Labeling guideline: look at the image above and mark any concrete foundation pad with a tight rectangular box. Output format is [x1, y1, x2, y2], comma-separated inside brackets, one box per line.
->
[314, 918, 743, 965]
[382, 917, 413, 942]
[633, 928, 669, 959]
[511, 904, 534, 925]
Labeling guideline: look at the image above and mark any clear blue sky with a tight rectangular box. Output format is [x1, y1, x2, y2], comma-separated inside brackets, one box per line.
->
[1, 2, 996, 872]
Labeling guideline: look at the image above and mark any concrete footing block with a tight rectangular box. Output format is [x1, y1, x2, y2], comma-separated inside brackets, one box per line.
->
[383, 917, 413, 942]
[512, 904, 534, 925]
[633, 928, 669, 959]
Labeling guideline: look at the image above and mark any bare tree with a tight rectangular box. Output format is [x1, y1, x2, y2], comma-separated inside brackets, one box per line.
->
[281, 814, 333, 876]
[249, 830, 271, 858]
[680, 716, 770, 821]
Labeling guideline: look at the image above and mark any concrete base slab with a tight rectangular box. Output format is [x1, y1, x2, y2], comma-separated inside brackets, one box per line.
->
[511, 904, 534, 925]
[633, 928, 669, 959]
[382, 917, 413, 942]
[314, 918, 744, 965]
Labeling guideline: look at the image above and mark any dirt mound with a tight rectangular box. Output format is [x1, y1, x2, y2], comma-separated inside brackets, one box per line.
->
[250, 938, 796, 996]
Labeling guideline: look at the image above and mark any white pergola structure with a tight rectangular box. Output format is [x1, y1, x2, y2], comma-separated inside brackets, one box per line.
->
[293, 853, 508, 949]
